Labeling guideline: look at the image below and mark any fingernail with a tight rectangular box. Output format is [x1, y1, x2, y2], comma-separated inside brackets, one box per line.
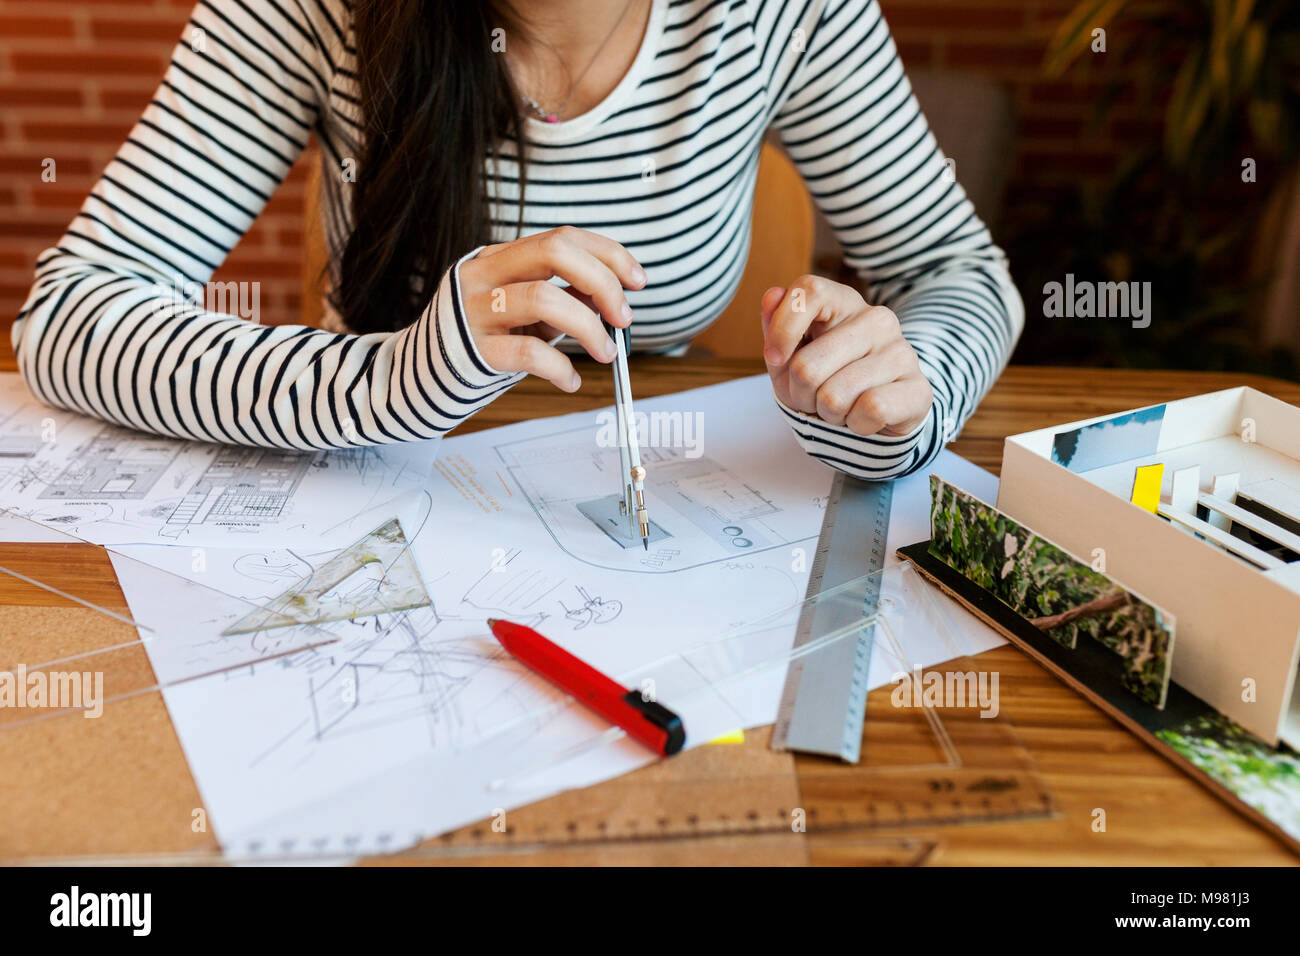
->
[568, 372, 582, 392]
[620, 301, 633, 323]
[632, 266, 647, 287]
[764, 347, 782, 365]
[603, 338, 618, 361]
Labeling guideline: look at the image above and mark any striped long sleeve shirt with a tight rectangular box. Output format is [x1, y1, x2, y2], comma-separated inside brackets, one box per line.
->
[12, 0, 1024, 478]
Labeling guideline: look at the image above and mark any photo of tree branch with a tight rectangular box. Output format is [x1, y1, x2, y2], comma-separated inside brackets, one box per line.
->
[928, 476, 1175, 708]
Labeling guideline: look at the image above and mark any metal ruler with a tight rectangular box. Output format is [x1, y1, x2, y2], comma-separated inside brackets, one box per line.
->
[771, 472, 893, 762]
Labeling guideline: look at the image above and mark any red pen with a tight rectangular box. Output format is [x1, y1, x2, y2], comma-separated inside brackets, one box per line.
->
[487, 618, 685, 756]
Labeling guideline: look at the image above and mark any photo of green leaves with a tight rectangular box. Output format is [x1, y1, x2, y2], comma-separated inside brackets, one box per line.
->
[928, 476, 1175, 708]
[1158, 714, 1300, 844]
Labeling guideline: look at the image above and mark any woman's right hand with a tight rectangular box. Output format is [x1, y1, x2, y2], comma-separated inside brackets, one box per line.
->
[457, 226, 647, 393]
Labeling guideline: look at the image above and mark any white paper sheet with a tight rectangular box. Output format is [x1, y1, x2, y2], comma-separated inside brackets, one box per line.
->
[103, 377, 824, 855]
[8, 374, 1004, 859]
[0, 373, 436, 548]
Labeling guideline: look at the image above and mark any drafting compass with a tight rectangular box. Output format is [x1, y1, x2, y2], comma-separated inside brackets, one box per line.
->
[608, 323, 650, 550]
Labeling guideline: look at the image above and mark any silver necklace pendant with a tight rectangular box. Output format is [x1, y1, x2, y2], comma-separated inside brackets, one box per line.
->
[521, 95, 560, 124]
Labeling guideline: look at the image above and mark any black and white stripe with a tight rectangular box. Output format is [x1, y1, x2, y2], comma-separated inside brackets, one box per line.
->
[13, 0, 1023, 479]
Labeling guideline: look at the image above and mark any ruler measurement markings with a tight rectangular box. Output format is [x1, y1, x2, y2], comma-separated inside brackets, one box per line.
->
[772, 473, 894, 761]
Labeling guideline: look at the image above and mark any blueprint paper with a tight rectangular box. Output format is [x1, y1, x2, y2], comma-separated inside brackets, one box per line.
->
[95, 376, 1002, 859]
[0, 374, 437, 548]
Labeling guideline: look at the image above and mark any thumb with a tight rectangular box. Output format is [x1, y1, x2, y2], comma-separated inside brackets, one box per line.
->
[760, 286, 790, 404]
[760, 286, 786, 339]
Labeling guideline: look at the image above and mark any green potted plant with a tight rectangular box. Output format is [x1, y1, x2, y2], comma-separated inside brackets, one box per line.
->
[1013, 0, 1300, 371]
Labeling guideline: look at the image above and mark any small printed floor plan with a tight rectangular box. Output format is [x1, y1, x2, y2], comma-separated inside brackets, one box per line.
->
[166, 446, 313, 528]
[38, 424, 181, 500]
[0, 372, 433, 547]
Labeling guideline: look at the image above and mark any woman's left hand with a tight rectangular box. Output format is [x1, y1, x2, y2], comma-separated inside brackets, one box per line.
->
[760, 277, 933, 437]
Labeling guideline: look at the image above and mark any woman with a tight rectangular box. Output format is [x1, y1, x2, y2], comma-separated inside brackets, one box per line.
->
[13, 0, 1023, 479]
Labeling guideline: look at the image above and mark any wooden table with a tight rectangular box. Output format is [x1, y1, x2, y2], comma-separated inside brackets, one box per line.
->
[3, 337, 1298, 865]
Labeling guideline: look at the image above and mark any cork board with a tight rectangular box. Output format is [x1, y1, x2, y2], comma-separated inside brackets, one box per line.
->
[0, 543, 216, 860]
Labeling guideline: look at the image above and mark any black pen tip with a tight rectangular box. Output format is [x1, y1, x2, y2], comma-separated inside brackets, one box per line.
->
[643, 539, 648, 551]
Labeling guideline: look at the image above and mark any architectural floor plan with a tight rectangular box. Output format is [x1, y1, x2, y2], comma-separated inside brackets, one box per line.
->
[0, 373, 437, 547]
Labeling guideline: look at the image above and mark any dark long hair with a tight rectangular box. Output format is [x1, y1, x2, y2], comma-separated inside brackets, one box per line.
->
[336, 1, 526, 334]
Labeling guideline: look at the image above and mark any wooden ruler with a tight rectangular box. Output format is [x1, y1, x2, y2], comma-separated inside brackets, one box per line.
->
[402, 696, 1056, 861]
[0, 679, 1056, 865]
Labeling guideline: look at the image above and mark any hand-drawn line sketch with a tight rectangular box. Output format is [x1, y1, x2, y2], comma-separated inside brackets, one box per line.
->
[460, 548, 563, 628]
[559, 585, 622, 629]
[494, 425, 800, 572]
[20, 502, 116, 526]
[0, 460, 56, 496]
[177, 509, 653, 777]
[164, 515, 573, 774]
[288, 604, 507, 752]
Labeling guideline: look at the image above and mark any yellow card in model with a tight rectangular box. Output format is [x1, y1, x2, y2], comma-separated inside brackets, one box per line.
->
[1130, 463, 1164, 513]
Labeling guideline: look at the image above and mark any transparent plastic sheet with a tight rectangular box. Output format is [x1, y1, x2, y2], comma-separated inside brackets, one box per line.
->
[0, 507, 343, 733]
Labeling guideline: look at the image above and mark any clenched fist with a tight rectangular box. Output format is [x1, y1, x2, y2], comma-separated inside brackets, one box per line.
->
[761, 276, 933, 437]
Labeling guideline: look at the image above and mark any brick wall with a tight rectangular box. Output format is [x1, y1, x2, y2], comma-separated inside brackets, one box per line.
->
[0, 0, 1145, 331]
[0, 0, 312, 333]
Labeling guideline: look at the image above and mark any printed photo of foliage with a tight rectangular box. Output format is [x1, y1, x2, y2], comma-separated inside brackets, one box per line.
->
[1157, 714, 1300, 843]
[928, 476, 1175, 708]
